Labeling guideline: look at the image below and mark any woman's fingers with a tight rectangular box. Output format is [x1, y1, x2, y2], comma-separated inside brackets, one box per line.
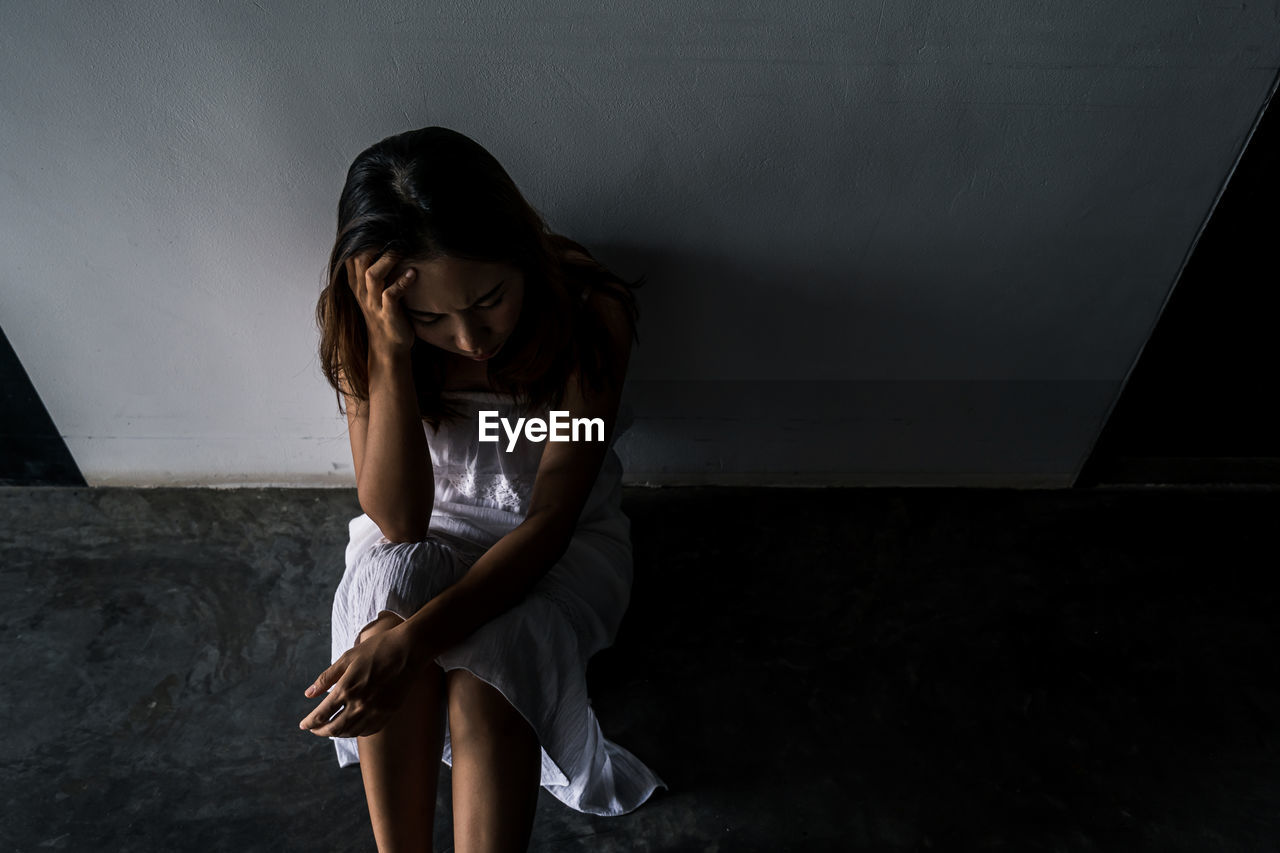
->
[345, 256, 363, 301]
[304, 653, 350, 700]
[298, 628, 411, 738]
[383, 268, 415, 302]
[309, 703, 387, 739]
[308, 701, 352, 737]
[363, 250, 399, 298]
[300, 691, 343, 731]
[345, 248, 390, 298]
[346, 249, 413, 327]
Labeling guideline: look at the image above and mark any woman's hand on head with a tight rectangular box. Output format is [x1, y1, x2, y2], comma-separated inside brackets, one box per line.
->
[346, 249, 417, 356]
[298, 617, 422, 739]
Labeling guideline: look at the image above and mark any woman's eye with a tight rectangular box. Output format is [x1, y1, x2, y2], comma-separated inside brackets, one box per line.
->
[412, 296, 501, 326]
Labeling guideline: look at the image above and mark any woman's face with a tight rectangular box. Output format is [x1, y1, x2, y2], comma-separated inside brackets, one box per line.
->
[396, 256, 525, 362]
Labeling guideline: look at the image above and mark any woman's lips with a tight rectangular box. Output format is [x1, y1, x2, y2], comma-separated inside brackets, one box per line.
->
[469, 341, 503, 361]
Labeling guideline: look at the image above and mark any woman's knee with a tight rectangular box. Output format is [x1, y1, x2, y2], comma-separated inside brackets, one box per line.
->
[361, 537, 457, 574]
[354, 610, 404, 645]
[348, 538, 466, 607]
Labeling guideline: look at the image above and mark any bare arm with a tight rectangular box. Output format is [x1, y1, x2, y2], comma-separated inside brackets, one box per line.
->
[340, 248, 434, 543]
[343, 348, 434, 543]
[399, 286, 633, 658]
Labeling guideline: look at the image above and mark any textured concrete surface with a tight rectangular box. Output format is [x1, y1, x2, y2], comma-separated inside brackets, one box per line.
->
[2, 486, 1278, 851]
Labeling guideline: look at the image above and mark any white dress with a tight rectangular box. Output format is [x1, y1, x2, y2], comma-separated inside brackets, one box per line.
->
[328, 389, 667, 816]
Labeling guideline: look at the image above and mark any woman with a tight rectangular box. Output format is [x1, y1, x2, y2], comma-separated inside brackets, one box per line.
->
[301, 126, 666, 852]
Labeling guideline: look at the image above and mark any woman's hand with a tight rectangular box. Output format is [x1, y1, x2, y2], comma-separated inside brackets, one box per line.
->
[299, 617, 422, 738]
[347, 248, 417, 355]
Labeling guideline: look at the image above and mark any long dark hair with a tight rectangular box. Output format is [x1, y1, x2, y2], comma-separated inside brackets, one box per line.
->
[315, 126, 644, 431]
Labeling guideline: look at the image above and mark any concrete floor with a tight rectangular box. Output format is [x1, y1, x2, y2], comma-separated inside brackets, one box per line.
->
[2, 485, 1277, 852]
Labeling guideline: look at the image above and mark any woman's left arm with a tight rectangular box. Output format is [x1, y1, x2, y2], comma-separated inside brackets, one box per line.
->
[400, 292, 633, 659]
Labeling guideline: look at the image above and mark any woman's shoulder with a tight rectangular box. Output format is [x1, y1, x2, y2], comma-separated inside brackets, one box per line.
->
[554, 243, 637, 335]
[562, 258, 633, 306]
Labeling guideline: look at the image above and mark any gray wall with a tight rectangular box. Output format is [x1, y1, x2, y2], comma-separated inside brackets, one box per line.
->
[1, 2, 1276, 486]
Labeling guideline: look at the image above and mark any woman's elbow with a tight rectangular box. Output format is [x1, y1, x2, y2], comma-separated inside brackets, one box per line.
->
[361, 503, 433, 544]
[379, 527, 431, 544]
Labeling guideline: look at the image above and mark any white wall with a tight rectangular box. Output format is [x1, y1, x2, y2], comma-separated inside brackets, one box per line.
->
[1, 1, 1276, 487]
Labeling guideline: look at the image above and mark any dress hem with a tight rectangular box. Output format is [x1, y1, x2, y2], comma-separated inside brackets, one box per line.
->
[331, 660, 669, 816]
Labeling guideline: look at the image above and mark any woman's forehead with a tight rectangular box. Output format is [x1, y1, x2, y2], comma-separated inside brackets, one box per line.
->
[400, 260, 520, 312]
[393, 255, 509, 279]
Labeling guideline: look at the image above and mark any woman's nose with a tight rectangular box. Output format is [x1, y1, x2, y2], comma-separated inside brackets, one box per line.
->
[456, 322, 486, 354]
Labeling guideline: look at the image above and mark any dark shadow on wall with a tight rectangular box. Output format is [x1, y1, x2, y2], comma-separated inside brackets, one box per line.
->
[1076, 75, 1280, 487]
[0, 325, 85, 486]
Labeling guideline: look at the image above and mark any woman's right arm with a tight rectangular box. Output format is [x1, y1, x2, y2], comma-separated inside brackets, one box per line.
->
[342, 249, 435, 543]
[343, 349, 434, 543]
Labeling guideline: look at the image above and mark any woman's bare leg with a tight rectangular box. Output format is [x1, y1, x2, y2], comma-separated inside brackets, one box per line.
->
[446, 669, 542, 853]
[354, 612, 447, 852]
